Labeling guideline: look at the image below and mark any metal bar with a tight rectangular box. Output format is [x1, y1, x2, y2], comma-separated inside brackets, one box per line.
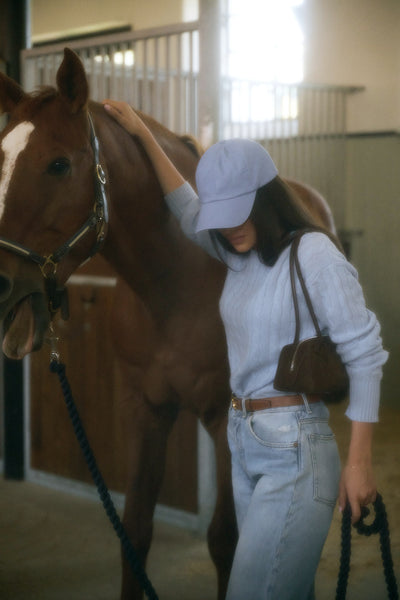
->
[88, 47, 96, 100]
[143, 38, 149, 114]
[21, 21, 200, 59]
[188, 31, 195, 134]
[123, 42, 131, 99]
[176, 34, 183, 134]
[110, 43, 117, 99]
[165, 35, 172, 131]
[131, 40, 138, 107]
[98, 44, 107, 101]
[154, 37, 160, 123]
[198, 0, 221, 145]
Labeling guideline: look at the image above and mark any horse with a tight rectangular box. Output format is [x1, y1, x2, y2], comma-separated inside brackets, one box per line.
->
[0, 48, 336, 599]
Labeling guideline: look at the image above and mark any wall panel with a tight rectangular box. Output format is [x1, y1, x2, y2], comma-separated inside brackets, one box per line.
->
[345, 133, 400, 407]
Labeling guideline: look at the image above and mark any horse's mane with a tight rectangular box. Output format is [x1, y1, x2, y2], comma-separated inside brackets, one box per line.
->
[179, 134, 204, 158]
[31, 86, 57, 100]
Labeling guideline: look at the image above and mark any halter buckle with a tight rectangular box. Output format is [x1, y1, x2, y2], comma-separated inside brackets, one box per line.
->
[39, 255, 58, 279]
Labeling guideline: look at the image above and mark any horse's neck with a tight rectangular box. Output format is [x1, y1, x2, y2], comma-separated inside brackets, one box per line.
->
[97, 112, 206, 301]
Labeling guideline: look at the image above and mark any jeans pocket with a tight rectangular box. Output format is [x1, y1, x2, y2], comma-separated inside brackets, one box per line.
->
[308, 433, 340, 506]
[248, 411, 299, 448]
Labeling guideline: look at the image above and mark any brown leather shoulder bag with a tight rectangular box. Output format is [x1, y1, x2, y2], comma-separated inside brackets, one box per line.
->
[274, 232, 349, 402]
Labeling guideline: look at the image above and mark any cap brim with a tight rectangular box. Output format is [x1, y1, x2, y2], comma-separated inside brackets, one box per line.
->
[195, 189, 256, 232]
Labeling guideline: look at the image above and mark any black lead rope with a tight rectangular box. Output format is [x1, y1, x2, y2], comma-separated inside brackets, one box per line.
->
[336, 494, 399, 600]
[50, 359, 159, 600]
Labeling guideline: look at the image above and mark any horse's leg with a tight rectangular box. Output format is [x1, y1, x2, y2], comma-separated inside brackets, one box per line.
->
[109, 281, 177, 598]
[206, 415, 238, 600]
[117, 362, 178, 600]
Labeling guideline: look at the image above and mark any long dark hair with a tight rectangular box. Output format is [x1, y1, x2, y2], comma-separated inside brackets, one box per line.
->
[211, 176, 342, 266]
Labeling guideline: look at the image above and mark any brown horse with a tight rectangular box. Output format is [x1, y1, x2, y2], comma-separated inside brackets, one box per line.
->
[0, 49, 335, 599]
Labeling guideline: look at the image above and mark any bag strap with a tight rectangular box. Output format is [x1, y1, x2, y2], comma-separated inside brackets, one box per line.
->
[289, 232, 322, 343]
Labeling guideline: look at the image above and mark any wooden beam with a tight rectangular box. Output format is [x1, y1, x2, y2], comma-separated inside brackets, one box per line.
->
[0, 0, 30, 82]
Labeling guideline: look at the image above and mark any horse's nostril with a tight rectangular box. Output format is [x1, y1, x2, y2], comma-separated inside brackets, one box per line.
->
[0, 272, 13, 301]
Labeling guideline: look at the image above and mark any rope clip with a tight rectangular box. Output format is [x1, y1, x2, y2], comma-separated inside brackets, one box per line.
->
[45, 322, 61, 363]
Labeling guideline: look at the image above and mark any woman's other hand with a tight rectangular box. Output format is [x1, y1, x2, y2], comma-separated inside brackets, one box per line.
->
[338, 462, 377, 524]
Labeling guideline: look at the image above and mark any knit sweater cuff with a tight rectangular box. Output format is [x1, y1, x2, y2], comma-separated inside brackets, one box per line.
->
[345, 372, 382, 422]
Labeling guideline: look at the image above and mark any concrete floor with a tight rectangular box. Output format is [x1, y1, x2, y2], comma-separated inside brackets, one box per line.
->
[0, 404, 399, 599]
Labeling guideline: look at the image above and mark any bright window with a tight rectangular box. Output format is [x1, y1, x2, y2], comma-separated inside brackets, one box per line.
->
[226, 0, 304, 83]
[224, 0, 304, 130]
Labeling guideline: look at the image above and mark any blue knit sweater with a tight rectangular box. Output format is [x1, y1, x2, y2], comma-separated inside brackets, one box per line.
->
[165, 182, 388, 422]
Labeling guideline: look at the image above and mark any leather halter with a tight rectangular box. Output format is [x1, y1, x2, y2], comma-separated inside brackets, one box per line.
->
[0, 113, 109, 317]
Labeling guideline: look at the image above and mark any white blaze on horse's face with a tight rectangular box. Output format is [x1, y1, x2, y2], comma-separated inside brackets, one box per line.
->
[0, 121, 35, 222]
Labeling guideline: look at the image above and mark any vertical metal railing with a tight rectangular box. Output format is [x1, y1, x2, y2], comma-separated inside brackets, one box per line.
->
[21, 22, 200, 138]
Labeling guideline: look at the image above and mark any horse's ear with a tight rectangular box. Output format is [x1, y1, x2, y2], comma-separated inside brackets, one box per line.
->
[56, 48, 89, 114]
[0, 72, 27, 114]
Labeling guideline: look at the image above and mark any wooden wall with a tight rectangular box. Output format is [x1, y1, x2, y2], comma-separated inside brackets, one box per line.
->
[29, 257, 199, 514]
[31, 0, 189, 43]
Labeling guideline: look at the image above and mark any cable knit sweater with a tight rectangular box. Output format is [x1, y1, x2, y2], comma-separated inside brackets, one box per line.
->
[165, 182, 388, 422]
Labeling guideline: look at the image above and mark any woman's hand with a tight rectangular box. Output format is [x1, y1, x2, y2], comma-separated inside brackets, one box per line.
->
[102, 99, 148, 138]
[102, 99, 185, 195]
[338, 463, 377, 524]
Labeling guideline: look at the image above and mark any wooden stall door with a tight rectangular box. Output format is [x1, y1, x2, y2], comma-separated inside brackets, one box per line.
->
[30, 257, 198, 514]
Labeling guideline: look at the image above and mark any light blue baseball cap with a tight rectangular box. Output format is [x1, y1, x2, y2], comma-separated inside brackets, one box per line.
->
[194, 138, 278, 232]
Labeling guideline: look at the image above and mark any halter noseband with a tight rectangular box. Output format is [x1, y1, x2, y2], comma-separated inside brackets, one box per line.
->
[0, 113, 109, 317]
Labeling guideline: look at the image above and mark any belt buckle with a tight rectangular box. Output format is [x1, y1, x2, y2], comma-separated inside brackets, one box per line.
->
[231, 396, 241, 410]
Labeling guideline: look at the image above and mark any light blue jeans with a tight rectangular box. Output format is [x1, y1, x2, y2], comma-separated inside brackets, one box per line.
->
[226, 398, 341, 600]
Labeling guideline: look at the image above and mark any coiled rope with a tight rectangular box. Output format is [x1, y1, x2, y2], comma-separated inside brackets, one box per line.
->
[336, 494, 398, 600]
[50, 359, 159, 600]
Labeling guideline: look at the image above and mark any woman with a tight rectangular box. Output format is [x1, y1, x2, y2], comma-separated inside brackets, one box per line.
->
[103, 100, 388, 600]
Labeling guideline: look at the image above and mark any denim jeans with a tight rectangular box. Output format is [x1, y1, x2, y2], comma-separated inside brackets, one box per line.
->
[226, 398, 341, 600]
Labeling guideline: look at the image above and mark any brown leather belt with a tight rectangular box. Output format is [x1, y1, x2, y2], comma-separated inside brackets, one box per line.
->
[231, 394, 321, 412]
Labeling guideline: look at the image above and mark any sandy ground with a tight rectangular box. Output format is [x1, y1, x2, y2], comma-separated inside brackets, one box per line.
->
[0, 403, 398, 600]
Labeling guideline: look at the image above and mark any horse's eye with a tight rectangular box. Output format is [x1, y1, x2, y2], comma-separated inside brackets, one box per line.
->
[47, 157, 71, 176]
